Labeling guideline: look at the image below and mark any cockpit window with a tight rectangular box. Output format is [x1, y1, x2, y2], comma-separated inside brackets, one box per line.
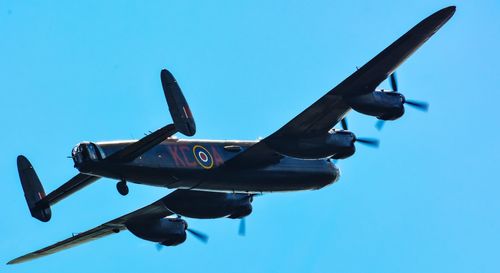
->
[87, 144, 97, 160]
[72, 143, 101, 165]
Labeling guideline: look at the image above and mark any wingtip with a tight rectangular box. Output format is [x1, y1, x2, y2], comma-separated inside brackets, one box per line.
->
[440, 5, 457, 18]
[7, 258, 20, 265]
[446, 6, 456, 16]
[415, 5, 456, 38]
[7, 253, 37, 265]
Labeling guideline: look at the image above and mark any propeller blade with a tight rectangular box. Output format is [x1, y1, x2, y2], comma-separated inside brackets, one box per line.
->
[156, 243, 164, 251]
[375, 120, 385, 131]
[355, 137, 380, 148]
[187, 228, 209, 243]
[341, 118, 348, 130]
[390, 73, 398, 91]
[238, 218, 246, 236]
[404, 100, 429, 112]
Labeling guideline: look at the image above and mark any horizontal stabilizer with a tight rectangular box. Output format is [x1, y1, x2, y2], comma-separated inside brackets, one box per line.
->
[41, 173, 100, 208]
[104, 123, 177, 162]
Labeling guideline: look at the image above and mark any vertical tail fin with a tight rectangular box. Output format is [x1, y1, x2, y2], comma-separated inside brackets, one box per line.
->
[17, 155, 51, 222]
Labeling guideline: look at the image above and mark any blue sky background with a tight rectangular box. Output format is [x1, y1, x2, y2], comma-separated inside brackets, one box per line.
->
[1, 1, 499, 272]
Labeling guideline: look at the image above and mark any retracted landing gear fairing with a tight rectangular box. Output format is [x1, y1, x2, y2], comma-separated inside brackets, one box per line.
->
[8, 6, 456, 265]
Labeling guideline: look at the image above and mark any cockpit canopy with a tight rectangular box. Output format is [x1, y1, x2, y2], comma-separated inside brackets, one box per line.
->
[72, 142, 104, 165]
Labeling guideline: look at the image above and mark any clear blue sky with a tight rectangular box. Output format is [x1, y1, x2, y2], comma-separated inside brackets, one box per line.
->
[1, 1, 499, 272]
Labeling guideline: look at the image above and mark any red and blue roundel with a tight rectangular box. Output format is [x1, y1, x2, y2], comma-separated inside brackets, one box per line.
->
[192, 145, 214, 169]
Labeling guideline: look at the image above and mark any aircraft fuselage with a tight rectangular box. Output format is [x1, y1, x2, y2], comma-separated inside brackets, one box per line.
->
[75, 138, 340, 193]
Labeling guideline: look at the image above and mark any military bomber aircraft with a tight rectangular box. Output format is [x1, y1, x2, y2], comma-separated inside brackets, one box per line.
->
[8, 6, 456, 265]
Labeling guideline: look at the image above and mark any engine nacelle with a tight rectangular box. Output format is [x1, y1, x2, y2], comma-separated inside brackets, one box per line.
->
[268, 130, 356, 160]
[345, 91, 405, 120]
[126, 218, 187, 246]
[227, 200, 253, 219]
[162, 189, 253, 219]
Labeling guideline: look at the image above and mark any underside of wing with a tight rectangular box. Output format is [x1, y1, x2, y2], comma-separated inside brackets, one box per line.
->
[223, 140, 283, 168]
[224, 7, 455, 168]
[7, 197, 174, 265]
[7, 224, 126, 265]
[272, 6, 455, 138]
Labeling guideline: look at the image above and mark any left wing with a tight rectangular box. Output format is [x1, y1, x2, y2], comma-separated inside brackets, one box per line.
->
[225, 6, 455, 168]
[7, 196, 174, 265]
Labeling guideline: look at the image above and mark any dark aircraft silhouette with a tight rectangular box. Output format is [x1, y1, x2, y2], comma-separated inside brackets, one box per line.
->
[8, 6, 456, 265]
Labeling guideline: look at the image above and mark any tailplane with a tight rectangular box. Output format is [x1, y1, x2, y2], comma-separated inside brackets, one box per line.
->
[17, 155, 51, 222]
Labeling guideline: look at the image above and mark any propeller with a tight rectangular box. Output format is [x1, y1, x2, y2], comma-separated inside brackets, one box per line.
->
[404, 99, 429, 111]
[389, 73, 398, 92]
[236, 193, 259, 236]
[375, 120, 385, 131]
[341, 118, 348, 131]
[340, 118, 379, 148]
[156, 243, 164, 251]
[156, 219, 208, 251]
[390, 73, 429, 112]
[355, 137, 380, 148]
[238, 218, 246, 236]
[376, 73, 429, 130]
[156, 227, 208, 251]
[187, 228, 209, 243]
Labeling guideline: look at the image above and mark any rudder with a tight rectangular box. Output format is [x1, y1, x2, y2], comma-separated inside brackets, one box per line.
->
[17, 155, 51, 222]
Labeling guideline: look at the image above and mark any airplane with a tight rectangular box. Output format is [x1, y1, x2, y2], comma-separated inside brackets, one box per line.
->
[8, 6, 456, 265]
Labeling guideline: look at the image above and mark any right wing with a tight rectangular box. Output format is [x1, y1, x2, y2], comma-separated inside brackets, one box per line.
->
[225, 6, 455, 168]
[7, 195, 174, 265]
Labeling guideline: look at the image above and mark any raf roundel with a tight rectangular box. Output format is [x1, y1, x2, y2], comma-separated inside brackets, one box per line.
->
[192, 145, 214, 169]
